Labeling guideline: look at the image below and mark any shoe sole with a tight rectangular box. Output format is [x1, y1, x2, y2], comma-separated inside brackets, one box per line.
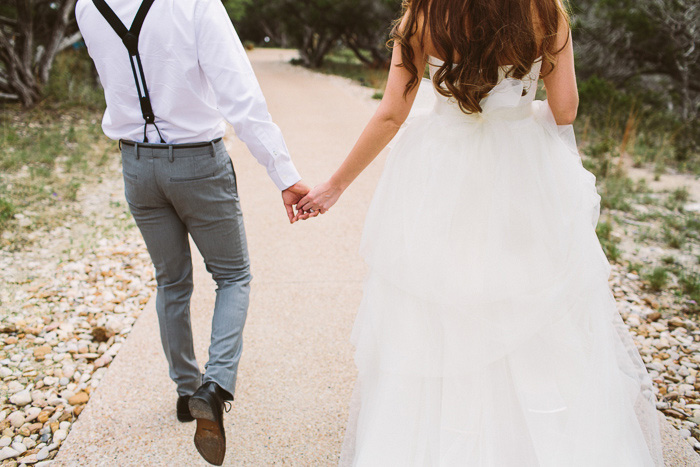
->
[190, 396, 225, 466]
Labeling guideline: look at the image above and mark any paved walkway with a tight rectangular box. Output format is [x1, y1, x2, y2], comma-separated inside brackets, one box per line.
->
[55, 50, 699, 466]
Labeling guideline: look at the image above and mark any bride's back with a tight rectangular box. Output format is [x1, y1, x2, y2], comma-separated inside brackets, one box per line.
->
[393, 0, 569, 114]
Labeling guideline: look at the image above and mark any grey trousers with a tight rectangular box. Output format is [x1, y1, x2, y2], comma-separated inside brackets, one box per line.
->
[121, 139, 251, 399]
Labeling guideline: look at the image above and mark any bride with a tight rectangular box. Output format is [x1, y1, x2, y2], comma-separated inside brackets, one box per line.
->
[297, 0, 665, 465]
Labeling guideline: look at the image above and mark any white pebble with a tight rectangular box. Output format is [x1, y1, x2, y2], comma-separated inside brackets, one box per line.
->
[62, 364, 75, 379]
[10, 441, 26, 454]
[36, 447, 50, 460]
[8, 412, 25, 428]
[48, 397, 66, 407]
[9, 390, 32, 407]
[23, 437, 36, 449]
[0, 446, 19, 461]
[31, 390, 46, 403]
[7, 381, 24, 393]
[24, 407, 41, 422]
[43, 376, 58, 386]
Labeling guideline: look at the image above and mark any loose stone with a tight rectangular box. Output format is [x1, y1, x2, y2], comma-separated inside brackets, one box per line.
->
[8, 412, 25, 428]
[9, 391, 32, 407]
[0, 446, 19, 461]
[36, 447, 49, 461]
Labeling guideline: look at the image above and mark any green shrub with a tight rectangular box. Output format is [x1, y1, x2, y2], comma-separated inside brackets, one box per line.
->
[686, 215, 700, 236]
[43, 48, 105, 110]
[680, 272, 700, 295]
[576, 76, 698, 175]
[596, 220, 622, 262]
[65, 181, 81, 201]
[644, 267, 669, 292]
[663, 227, 685, 250]
[661, 255, 677, 265]
[601, 174, 634, 211]
[596, 220, 613, 240]
[0, 197, 15, 230]
[670, 187, 691, 204]
[627, 261, 644, 274]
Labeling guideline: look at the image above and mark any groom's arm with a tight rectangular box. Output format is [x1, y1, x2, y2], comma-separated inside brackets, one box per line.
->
[194, 0, 301, 191]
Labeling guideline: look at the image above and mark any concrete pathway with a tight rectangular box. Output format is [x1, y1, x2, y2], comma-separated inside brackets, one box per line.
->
[54, 50, 699, 466]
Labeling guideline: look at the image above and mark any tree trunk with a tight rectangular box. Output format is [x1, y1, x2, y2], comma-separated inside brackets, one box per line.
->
[0, 0, 79, 107]
[299, 26, 337, 68]
[344, 35, 390, 69]
[37, 0, 77, 85]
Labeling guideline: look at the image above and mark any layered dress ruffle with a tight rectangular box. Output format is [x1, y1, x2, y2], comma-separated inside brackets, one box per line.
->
[340, 60, 664, 466]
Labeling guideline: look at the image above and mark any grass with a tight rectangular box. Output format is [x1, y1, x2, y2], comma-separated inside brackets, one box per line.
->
[687, 216, 700, 240]
[661, 255, 677, 266]
[0, 47, 110, 242]
[679, 272, 700, 312]
[576, 76, 699, 176]
[0, 197, 15, 231]
[665, 187, 691, 212]
[600, 174, 635, 211]
[644, 266, 670, 292]
[596, 220, 622, 262]
[627, 261, 644, 275]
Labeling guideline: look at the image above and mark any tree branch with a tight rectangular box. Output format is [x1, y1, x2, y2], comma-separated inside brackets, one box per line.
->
[0, 16, 17, 27]
[37, 0, 77, 84]
[58, 31, 82, 53]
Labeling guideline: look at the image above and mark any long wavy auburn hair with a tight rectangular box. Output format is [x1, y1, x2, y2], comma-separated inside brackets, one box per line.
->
[393, 0, 570, 114]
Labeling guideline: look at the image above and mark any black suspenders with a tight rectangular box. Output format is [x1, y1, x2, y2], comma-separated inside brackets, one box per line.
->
[92, 0, 165, 143]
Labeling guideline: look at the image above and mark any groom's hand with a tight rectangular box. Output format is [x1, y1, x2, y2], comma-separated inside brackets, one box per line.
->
[282, 181, 318, 224]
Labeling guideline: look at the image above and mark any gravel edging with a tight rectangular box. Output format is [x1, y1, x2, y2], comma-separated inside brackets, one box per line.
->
[0, 157, 155, 466]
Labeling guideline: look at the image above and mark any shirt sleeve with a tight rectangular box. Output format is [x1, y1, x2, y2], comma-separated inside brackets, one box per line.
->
[194, 0, 301, 191]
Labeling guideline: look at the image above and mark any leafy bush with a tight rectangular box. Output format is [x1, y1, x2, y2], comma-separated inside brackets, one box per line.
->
[600, 174, 634, 211]
[663, 227, 686, 250]
[644, 267, 669, 292]
[576, 76, 698, 174]
[596, 220, 622, 262]
[43, 47, 105, 110]
[679, 272, 700, 311]
[0, 197, 15, 232]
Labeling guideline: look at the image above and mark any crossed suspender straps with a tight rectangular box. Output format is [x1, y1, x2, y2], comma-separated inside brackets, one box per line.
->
[92, 0, 165, 143]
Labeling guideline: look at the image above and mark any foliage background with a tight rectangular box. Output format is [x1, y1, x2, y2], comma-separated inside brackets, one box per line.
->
[225, 0, 698, 174]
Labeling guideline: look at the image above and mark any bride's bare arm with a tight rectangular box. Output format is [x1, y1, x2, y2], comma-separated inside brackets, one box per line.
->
[296, 19, 427, 215]
[542, 11, 579, 125]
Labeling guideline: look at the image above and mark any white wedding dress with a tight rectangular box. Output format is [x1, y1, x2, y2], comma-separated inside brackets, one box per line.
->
[339, 58, 665, 466]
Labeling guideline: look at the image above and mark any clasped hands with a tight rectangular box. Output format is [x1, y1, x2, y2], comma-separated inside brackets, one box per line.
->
[281, 179, 344, 224]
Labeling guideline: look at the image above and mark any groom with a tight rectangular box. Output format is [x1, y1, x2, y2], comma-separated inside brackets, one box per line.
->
[76, 0, 313, 464]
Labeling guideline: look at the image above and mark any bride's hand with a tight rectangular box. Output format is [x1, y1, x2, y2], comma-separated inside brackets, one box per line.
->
[295, 180, 345, 220]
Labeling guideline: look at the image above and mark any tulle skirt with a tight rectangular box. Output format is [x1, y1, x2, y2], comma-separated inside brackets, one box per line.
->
[339, 101, 664, 466]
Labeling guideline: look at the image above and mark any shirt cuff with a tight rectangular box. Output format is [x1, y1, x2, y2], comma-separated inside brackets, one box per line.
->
[269, 161, 302, 191]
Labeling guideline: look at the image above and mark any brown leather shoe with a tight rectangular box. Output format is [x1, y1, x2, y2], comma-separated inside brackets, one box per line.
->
[189, 382, 231, 466]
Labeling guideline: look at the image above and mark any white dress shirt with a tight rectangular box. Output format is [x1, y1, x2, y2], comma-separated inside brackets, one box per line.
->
[75, 0, 301, 190]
